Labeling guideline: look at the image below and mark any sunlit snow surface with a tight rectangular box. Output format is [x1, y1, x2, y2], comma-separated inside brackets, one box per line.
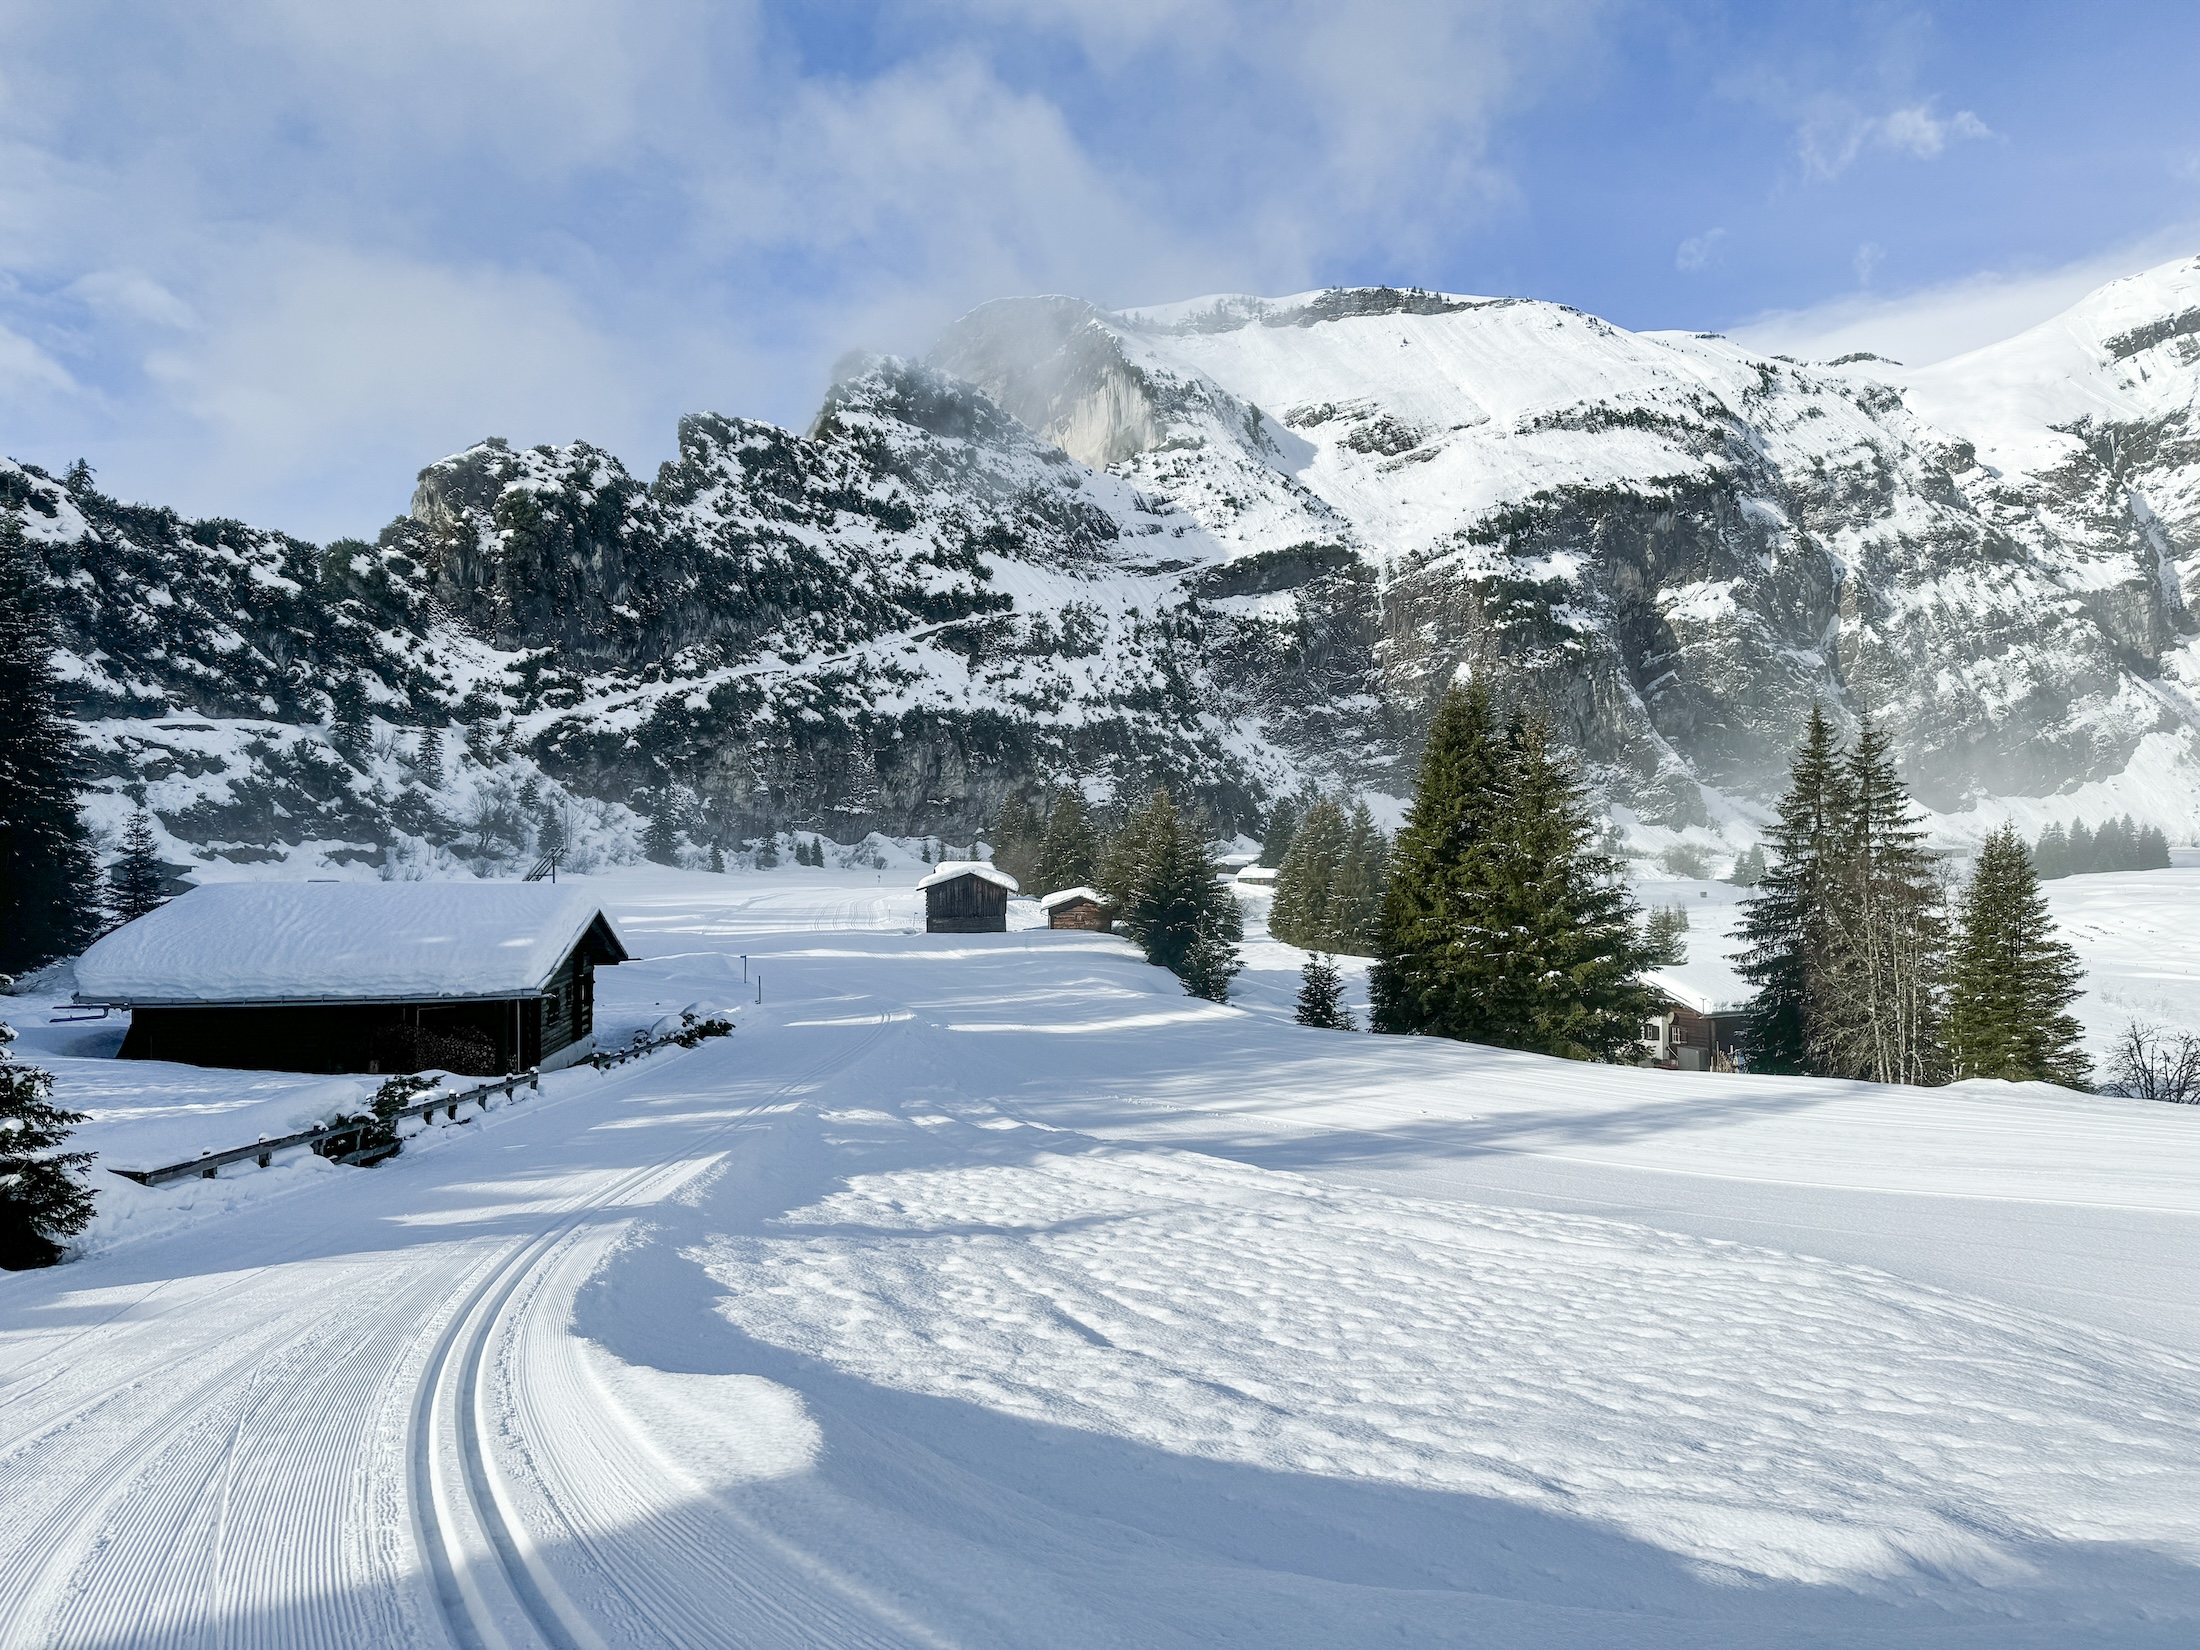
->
[6, 866, 2200, 1648]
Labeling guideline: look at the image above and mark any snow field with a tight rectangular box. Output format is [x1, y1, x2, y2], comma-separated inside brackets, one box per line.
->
[5, 864, 2200, 1646]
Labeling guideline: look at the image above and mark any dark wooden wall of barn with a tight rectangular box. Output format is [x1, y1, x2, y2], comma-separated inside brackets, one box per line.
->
[926, 875, 1008, 933]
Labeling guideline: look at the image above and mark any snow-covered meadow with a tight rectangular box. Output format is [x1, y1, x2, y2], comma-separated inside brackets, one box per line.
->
[5, 864, 2200, 1647]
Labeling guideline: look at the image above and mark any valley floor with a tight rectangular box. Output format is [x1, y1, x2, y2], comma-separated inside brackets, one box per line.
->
[5, 868, 2200, 1647]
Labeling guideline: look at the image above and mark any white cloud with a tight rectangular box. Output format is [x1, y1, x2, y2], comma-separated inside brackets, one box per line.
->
[1797, 98, 1993, 181]
[1675, 228, 1726, 273]
[1852, 242, 1885, 286]
[1730, 227, 2200, 367]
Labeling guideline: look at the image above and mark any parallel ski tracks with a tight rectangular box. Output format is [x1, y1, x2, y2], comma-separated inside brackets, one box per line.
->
[410, 1010, 911, 1650]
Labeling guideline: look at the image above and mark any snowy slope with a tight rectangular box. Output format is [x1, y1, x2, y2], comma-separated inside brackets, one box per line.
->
[7, 867, 2200, 1648]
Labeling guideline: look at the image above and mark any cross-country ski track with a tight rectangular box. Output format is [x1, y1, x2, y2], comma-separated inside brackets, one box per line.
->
[6, 866, 2200, 1648]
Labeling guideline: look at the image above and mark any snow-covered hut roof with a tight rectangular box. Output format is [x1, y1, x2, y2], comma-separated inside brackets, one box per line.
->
[76, 882, 631, 1007]
[1640, 958, 1753, 1018]
[915, 861, 1019, 893]
[1036, 886, 1107, 911]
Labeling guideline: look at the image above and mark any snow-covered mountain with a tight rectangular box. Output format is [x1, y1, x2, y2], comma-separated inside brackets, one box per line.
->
[7, 258, 2200, 879]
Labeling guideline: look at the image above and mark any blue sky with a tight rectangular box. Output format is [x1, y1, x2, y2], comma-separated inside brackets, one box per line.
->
[3, 0, 2197, 540]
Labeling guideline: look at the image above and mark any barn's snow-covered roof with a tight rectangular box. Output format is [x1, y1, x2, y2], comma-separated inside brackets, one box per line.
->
[1036, 886, 1106, 910]
[76, 882, 630, 1006]
[915, 861, 1019, 893]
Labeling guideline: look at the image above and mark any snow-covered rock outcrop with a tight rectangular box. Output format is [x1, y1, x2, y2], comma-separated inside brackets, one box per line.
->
[7, 258, 2200, 879]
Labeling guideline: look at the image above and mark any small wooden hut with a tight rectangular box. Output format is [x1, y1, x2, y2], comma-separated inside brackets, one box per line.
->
[75, 882, 630, 1076]
[918, 861, 1017, 933]
[1638, 969, 1749, 1072]
[1038, 887, 1113, 932]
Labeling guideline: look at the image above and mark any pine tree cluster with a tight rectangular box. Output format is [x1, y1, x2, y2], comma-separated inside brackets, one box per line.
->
[1643, 902, 1690, 966]
[1739, 709, 2091, 1087]
[1097, 788, 1242, 1002]
[0, 1016, 96, 1270]
[1267, 798, 1389, 956]
[2030, 815, 2171, 879]
[1370, 684, 1652, 1061]
[989, 788, 1101, 896]
[0, 528, 104, 974]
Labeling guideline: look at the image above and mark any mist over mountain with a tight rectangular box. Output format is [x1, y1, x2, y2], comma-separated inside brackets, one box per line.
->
[7, 257, 2198, 879]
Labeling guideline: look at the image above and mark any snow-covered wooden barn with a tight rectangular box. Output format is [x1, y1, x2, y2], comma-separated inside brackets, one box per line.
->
[1037, 887, 1112, 932]
[74, 882, 630, 1077]
[918, 861, 1017, 933]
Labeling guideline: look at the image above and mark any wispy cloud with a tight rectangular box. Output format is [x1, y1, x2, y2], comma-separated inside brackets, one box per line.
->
[1731, 228, 2200, 366]
[1675, 228, 1727, 273]
[1798, 99, 1993, 181]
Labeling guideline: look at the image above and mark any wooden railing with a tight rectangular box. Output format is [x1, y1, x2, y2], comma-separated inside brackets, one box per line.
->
[107, 1015, 728, 1188]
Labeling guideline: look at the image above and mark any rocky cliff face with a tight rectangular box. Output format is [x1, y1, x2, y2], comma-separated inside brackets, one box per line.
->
[7, 259, 2200, 881]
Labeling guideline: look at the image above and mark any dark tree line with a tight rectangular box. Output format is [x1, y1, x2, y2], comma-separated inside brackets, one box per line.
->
[1738, 707, 2090, 1086]
[2031, 815, 2171, 879]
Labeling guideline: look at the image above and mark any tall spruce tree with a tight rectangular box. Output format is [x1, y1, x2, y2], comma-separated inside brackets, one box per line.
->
[1811, 718, 1946, 1085]
[1115, 789, 1242, 1001]
[2032, 821, 2069, 880]
[990, 793, 1044, 888]
[1473, 719, 1654, 1061]
[0, 530, 102, 975]
[1736, 705, 1845, 1074]
[1370, 683, 1510, 1038]
[1326, 801, 1388, 957]
[107, 809, 170, 927]
[1946, 825, 2089, 1086]
[0, 1018, 96, 1269]
[1269, 797, 1346, 949]
[1258, 795, 1304, 869]
[1031, 788, 1099, 894]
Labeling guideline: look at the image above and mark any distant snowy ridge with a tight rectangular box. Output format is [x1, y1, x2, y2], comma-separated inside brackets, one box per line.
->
[7, 258, 2200, 882]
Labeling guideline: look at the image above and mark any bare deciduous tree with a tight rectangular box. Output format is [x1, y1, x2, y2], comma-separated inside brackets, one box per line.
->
[2107, 1023, 2200, 1104]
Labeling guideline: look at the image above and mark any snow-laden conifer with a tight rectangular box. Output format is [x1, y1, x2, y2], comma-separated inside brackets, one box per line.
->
[0, 528, 103, 975]
[1032, 789, 1098, 895]
[107, 809, 171, 927]
[0, 1016, 95, 1270]
[1737, 706, 1844, 1074]
[1811, 719, 1946, 1085]
[1946, 826, 2088, 1086]
[1269, 798, 1345, 950]
[1110, 789, 1242, 1002]
[1294, 954, 1354, 1030]
[1370, 683, 1509, 1038]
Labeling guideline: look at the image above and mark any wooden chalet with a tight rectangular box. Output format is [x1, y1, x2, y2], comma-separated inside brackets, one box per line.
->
[1037, 886, 1113, 931]
[1638, 966, 1750, 1072]
[917, 861, 1017, 933]
[75, 882, 631, 1077]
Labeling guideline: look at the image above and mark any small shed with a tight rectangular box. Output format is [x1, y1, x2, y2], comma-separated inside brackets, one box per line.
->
[1038, 887, 1113, 932]
[918, 861, 1017, 933]
[75, 882, 630, 1077]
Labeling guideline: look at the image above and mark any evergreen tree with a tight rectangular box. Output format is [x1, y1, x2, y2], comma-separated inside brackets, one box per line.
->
[2095, 815, 2131, 872]
[1032, 788, 1099, 893]
[1115, 789, 1242, 1001]
[1946, 826, 2089, 1086]
[1370, 684, 1511, 1038]
[1269, 797, 1345, 949]
[1727, 844, 1767, 887]
[1472, 719, 1655, 1061]
[1294, 954, 1355, 1030]
[1258, 795, 1303, 869]
[1736, 705, 1845, 1074]
[2067, 819, 2095, 874]
[1811, 719, 1946, 1085]
[2032, 821, 2069, 880]
[0, 530, 103, 976]
[535, 800, 566, 857]
[2137, 823, 2172, 870]
[708, 841, 725, 874]
[0, 1017, 96, 1269]
[329, 678, 371, 768]
[108, 809, 170, 927]
[756, 834, 779, 868]
[1326, 802, 1388, 957]
[1644, 902, 1689, 966]
[991, 793, 1043, 888]
[415, 727, 445, 788]
[642, 792, 683, 864]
